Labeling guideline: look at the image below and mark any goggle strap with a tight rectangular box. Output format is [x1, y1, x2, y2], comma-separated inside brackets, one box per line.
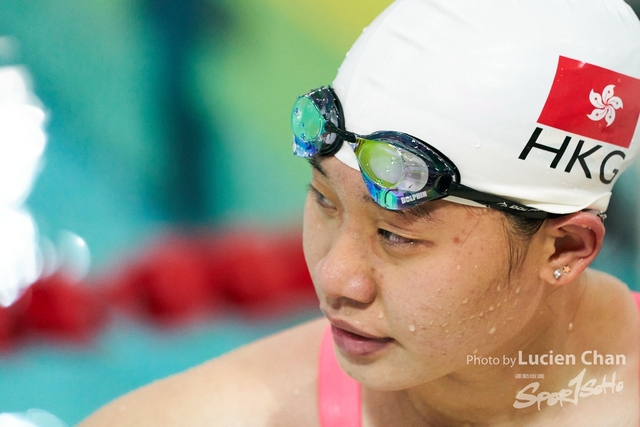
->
[446, 182, 558, 219]
[324, 121, 357, 143]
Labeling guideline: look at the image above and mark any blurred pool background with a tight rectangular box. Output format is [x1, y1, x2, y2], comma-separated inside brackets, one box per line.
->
[0, 0, 639, 425]
[0, 1, 396, 424]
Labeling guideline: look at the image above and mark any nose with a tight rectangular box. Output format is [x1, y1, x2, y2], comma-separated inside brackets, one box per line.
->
[314, 226, 377, 309]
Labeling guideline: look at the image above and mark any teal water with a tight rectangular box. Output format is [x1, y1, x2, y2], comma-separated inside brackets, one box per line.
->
[0, 309, 320, 426]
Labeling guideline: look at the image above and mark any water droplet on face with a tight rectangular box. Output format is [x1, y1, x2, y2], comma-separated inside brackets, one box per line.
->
[479, 311, 484, 317]
[378, 311, 384, 319]
[567, 322, 573, 332]
[489, 326, 496, 335]
[456, 265, 461, 271]
[409, 324, 416, 332]
[496, 285, 502, 292]
[474, 142, 482, 148]
[515, 286, 521, 294]
[441, 322, 448, 327]
[462, 298, 469, 304]
[497, 302, 501, 307]
[489, 306, 494, 311]
[473, 348, 478, 355]
[429, 320, 434, 326]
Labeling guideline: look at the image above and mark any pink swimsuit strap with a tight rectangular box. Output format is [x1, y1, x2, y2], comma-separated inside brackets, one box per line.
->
[318, 325, 361, 427]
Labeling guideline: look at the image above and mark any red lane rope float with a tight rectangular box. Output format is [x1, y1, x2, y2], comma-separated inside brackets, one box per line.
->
[0, 229, 315, 349]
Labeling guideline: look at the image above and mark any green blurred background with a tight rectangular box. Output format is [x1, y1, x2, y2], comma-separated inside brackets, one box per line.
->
[0, 0, 639, 424]
[0, 1, 402, 424]
[1, 0, 395, 268]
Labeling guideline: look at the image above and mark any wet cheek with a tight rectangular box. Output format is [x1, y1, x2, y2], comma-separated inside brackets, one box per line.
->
[395, 253, 511, 354]
[448, 271, 539, 356]
[383, 271, 463, 344]
[454, 264, 509, 330]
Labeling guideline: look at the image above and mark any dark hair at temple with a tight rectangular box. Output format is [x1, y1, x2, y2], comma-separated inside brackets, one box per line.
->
[503, 213, 546, 278]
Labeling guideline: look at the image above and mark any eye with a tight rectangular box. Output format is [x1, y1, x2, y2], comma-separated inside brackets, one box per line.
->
[308, 185, 336, 210]
[378, 229, 415, 246]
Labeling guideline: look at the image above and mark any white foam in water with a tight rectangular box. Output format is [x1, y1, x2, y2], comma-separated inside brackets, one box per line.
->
[0, 410, 67, 427]
[0, 208, 39, 306]
[0, 39, 47, 307]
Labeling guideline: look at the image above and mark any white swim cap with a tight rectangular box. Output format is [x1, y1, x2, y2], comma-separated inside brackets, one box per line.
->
[333, 0, 640, 214]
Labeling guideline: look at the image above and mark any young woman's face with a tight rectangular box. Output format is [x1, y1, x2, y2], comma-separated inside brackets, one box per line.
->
[303, 156, 547, 390]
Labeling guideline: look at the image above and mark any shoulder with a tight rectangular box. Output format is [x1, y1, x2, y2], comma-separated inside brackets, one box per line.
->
[550, 269, 639, 424]
[579, 268, 639, 345]
[582, 268, 638, 322]
[79, 317, 330, 427]
[577, 268, 639, 395]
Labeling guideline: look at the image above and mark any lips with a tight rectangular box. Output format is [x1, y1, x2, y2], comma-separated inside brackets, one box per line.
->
[330, 322, 393, 357]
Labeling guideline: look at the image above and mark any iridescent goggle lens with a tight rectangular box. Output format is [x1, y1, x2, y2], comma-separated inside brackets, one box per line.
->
[353, 132, 457, 209]
[291, 88, 343, 158]
[291, 86, 555, 217]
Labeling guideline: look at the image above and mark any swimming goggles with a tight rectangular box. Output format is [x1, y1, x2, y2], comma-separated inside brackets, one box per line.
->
[291, 86, 555, 219]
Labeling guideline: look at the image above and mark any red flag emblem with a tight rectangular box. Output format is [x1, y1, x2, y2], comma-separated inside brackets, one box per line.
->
[537, 56, 640, 149]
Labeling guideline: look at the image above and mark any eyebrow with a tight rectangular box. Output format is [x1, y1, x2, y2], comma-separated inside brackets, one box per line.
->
[307, 157, 327, 177]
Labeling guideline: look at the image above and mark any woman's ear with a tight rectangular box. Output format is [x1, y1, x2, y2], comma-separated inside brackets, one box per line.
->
[538, 212, 605, 285]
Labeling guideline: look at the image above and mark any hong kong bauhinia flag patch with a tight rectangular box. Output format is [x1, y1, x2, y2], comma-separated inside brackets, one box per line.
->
[537, 56, 640, 149]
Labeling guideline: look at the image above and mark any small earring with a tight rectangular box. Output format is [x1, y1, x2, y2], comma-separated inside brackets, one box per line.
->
[553, 266, 570, 280]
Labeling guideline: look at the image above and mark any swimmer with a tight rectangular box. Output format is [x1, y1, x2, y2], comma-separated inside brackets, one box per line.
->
[79, 0, 640, 425]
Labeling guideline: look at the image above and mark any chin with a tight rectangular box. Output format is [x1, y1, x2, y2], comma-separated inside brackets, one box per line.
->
[337, 353, 446, 391]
